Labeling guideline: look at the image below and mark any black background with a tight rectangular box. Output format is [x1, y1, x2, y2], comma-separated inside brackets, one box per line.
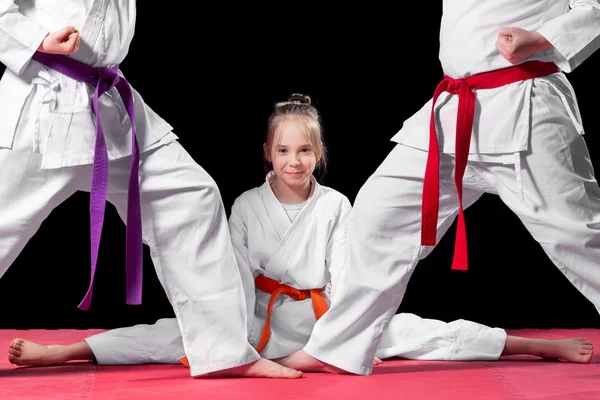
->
[1, 3, 599, 331]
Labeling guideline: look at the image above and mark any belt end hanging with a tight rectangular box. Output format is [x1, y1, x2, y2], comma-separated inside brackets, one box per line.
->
[420, 231, 437, 246]
[451, 262, 468, 271]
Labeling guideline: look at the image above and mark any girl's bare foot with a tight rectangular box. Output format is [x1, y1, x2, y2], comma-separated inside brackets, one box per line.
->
[8, 339, 68, 366]
[206, 358, 303, 378]
[503, 336, 594, 363]
[538, 338, 594, 363]
[276, 349, 348, 374]
[8, 338, 94, 366]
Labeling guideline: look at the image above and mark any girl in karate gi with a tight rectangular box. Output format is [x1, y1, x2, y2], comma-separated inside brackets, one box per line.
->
[8, 94, 593, 368]
[0, 0, 300, 379]
[278, 0, 600, 376]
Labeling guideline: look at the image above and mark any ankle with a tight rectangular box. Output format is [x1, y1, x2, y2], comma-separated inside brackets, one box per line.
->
[529, 339, 553, 357]
[47, 346, 71, 362]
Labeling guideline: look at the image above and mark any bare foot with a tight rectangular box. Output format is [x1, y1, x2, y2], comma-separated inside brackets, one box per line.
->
[538, 338, 594, 363]
[8, 338, 68, 366]
[276, 349, 348, 374]
[206, 358, 303, 379]
[373, 357, 383, 365]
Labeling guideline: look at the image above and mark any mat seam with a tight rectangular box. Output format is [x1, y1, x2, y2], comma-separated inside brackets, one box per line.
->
[79, 363, 98, 400]
[483, 362, 527, 400]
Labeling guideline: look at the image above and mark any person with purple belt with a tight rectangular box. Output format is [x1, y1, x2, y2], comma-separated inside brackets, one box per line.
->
[0, 0, 301, 379]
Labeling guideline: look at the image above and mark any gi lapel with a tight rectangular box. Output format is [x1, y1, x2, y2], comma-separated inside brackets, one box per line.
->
[260, 171, 322, 282]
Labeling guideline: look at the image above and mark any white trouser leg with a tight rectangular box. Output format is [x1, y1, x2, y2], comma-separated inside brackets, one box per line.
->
[1, 97, 258, 375]
[0, 94, 87, 281]
[477, 82, 600, 315]
[85, 318, 183, 365]
[305, 143, 485, 375]
[375, 313, 506, 361]
[105, 141, 259, 376]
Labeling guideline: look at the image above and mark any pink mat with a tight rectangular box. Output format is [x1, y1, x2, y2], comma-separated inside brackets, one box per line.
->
[0, 329, 599, 399]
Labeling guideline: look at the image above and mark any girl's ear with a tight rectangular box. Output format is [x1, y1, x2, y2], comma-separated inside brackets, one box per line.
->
[263, 142, 271, 162]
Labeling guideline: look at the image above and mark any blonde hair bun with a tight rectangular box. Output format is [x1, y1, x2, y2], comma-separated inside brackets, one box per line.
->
[288, 93, 311, 105]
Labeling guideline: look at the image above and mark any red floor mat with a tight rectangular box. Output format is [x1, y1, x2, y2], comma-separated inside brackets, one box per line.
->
[0, 329, 598, 399]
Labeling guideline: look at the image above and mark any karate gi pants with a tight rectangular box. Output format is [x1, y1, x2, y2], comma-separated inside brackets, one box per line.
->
[83, 313, 506, 365]
[304, 78, 600, 375]
[0, 104, 259, 377]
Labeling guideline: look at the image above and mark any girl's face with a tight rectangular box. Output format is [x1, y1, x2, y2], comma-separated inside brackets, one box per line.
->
[265, 121, 317, 190]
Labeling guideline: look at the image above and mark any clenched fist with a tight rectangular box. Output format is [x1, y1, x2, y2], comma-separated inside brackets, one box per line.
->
[37, 26, 80, 55]
[495, 27, 553, 64]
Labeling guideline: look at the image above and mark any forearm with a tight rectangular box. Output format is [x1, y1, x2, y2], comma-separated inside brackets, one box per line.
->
[536, 0, 600, 72]
[0, 0, 49, 74]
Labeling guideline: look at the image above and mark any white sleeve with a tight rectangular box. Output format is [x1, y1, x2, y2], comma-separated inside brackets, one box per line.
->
[324, 196, 352, 302]
[0, 1, 49, 75]
[536, 0, 600, 72]
[228, 197, 257, 335]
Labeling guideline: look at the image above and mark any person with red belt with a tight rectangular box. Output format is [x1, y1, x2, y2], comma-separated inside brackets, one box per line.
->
[9, 94, 594, 371]
[278, 0, 600, 375]
[0, 0, 301, 379]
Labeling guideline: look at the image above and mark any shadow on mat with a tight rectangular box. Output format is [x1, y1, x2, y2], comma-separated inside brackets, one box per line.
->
[0, 362, 98, 377]
[0, 362, 191, 379]
[2, 358, 598, 379]
[370, 358, 600, 375]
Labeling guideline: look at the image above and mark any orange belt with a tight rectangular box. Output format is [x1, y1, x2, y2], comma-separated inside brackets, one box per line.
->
[421, 61, 561, 271]
[179, 274, 328, 368]
[253, 274, 328, 353]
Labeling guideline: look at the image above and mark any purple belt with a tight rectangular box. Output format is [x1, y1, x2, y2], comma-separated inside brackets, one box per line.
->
[31, 51, 143, 310]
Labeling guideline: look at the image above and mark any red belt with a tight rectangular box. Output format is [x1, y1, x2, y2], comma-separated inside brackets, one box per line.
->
[421, 61, 561, 270]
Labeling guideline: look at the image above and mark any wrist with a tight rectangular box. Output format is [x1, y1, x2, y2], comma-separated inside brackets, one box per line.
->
[532, 31, 553, 53]
[37, 34, 48, 52]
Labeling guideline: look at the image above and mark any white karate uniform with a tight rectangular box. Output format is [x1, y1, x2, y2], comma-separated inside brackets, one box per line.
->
[84, 172, 506, 365]
[304, 0, 600, 375]
[0, 0, 259, 376]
